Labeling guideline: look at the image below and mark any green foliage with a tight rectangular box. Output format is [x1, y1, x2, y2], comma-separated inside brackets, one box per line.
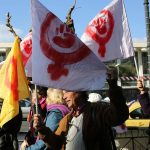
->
[119, 64, 136, 76]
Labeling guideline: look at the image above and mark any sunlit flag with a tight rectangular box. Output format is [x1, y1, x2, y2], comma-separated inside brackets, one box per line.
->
[20, 32, 32, 77]
[0, 37, 30, 127]
[81, 0, 134, 62]
[31, 0, 107, 91]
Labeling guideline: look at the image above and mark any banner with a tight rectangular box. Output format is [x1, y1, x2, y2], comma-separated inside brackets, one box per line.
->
[20, 32, 32, 77]
[31, 0, 106, 91]
[81, 0, 134, 62]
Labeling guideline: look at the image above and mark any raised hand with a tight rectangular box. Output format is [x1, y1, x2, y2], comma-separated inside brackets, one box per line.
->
[106, 66, 118, 87]
[33, 114, 43, 129]
[53, 24, 75, 48]
[137, 79, 145, 94]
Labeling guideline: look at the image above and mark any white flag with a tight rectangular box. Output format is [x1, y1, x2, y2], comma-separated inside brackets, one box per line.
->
[31, 0, 107, 91]
[20, 32, 32, 77]
[81, 0, 134, 62]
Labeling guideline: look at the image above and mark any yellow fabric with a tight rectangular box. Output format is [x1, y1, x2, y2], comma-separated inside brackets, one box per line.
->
[129, 101, 141, 113]
[0, 37, 30, 127]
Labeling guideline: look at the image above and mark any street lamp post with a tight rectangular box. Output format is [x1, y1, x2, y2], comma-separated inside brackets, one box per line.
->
[144, 0, 150, 91]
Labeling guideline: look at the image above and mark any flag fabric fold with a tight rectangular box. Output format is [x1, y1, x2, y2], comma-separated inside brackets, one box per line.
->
[20, 32, 32, 77]
[0, 37, 30, 127]
[81, 0, 134, 62]
[31, 0, 106, 91]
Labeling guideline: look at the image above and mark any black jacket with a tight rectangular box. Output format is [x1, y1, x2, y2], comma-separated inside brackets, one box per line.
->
[82, 86, 129, 150]
[38, 85, 129, 150]
[0, 107, 22, 150]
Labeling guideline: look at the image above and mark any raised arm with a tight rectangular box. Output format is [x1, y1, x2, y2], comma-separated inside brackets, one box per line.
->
[137, 79, 150, 118]
[104, 66, 129, 126]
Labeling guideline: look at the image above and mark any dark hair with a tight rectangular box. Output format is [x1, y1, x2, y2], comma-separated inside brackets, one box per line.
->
[77, 91, 88, 102]
[37, 86, 48, 97]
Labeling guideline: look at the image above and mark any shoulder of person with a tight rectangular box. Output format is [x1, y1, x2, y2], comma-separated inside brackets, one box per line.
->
[55, 113, 72, 136]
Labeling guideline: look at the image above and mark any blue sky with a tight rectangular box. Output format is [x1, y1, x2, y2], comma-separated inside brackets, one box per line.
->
[0, 0, 147, 42]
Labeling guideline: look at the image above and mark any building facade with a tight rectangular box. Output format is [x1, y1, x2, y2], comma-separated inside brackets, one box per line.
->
[0, 41, 148, 79]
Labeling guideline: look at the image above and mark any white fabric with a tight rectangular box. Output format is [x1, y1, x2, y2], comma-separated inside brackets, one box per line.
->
[66, 114, 85, 150]
[102, 97, 110, 103]
[81, 0, 134, 62]
[88, 93, 102, 102]
[31, 0, 106, 91]
[20, 32, 32, 77]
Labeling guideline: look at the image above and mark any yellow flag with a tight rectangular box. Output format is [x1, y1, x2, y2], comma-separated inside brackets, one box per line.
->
[0, 37, 30, 127]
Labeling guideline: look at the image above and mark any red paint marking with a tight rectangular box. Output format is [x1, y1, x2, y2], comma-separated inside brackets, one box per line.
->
[21, 34, 32, 66]
[5, 57, 18, 101]
[86, 10, 114, 57]
[47, 64, 68, 80]
[40, 13, 91, 80]
[53, 32, 75, 48]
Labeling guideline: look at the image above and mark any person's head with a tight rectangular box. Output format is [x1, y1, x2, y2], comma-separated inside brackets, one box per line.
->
[63, 90, 88, 109]
[31, 86, 48, 104]
[37, 86, 48, 99]
[46, 88, 64, 105]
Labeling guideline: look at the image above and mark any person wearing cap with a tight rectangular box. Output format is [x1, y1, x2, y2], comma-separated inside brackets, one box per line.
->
[34, 67, 129, 150]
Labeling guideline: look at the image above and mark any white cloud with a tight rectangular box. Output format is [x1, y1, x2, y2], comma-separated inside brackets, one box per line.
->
[0, 23, 23, 42]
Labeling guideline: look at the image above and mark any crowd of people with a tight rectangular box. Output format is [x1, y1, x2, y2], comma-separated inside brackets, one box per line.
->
[1, 67, 150, 150]
[19, 67, 129, 150]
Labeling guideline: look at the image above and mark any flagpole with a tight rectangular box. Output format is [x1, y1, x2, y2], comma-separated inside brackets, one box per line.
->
[34, 84, 38, 114]
[134, 56, 139, 78]
[144, 0, 150, 92]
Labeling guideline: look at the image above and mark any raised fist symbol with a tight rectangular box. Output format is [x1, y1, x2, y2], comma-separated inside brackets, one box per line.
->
[40, 12, 91, 80]
[53, 24, 75, 48]
[86, 10, 114, 57]
[93, 17, 107, 35]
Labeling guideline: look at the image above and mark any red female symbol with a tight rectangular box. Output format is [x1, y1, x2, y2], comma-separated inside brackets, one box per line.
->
[86, 10, 114, 57]
[40, 12, 91, 80]
[20, 32, 32, 66]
